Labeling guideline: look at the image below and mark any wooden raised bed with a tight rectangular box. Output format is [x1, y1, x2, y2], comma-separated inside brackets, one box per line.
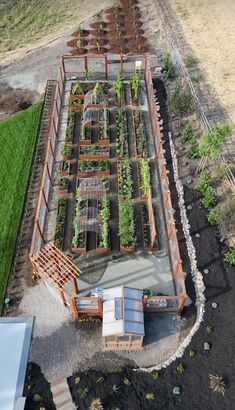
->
[80, 139, 92, 146]
[120, 245, 135, 253]
[77, 170, 110, 178]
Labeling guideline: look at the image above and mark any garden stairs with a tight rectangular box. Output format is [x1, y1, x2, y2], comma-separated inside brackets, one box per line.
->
[51, 378, 76, 410]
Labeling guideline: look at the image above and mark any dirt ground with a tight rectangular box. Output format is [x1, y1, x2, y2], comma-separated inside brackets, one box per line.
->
[171, 0, 235, 124]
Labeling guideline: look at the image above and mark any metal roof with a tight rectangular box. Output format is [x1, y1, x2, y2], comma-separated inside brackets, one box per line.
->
[102, 286, 145, 337]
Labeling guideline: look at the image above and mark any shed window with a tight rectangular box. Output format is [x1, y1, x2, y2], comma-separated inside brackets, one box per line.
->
[115, 297, 123, 320]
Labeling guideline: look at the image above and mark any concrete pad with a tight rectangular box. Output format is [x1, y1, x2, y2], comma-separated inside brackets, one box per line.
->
[76, 252, 174, 296]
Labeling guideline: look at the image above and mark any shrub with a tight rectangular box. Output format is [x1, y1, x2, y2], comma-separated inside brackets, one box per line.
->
[78, 387, 89, 398]
[182, 123, 194, 143]
[34, 394, 41, 402]
[207, 325, 214, 334]
[224, 249, 235, 266]
[164, 52, 174, 79]
[208, 206, 220, 226]
[198, 171, 212, 193]
[146, 392, 154, 401]
[189, 350, 197, 357]
[202, 187, 217, 209]
[187, 137, 200, 159]
[199, 124, 232, 160]
[170, 86, 193, 116]
[185, 54, 197, 68]
[151, 371, 160, 380]
[177, 363, 185, 374]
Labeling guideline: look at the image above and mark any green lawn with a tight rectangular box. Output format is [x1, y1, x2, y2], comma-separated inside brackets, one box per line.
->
[0, 103, 42, 313]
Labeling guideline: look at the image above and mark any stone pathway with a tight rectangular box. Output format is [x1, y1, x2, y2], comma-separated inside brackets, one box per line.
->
[51, 378, 76, 410]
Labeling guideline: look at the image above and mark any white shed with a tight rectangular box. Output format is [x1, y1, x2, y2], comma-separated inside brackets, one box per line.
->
[102, 286, 145, 350]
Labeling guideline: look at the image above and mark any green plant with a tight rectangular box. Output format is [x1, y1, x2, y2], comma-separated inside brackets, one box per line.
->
[112, 384, 121, 393]
[189, 350, 197, 357]
[190, 74, 200, 84]
[182, 122, 194, 143]
[131, 73, 141, 101]
[202, 186, 217, 209]
[60, 177, 68, 191]
[101, 196, 110, 248]
[208, 206, 220, 226]
[123, 377, 131, 385]
[170, 86, 193, 116]
[118, 160, 133, 197]
[177, 363, 185, 374]
[187, 137, 200, 159]
[185, 54, 197, 68]
[198, 171, 212, 193]
[151, 371, 160, 380]
[164, 52, 174, 79]
[34, 394, 42, 402]
[63, 144, 72, 157]
[146, 392, 154, 401]
[224, 249, 235, 265]
[96, 376, 104, 383]
[140, 159, 150, 196]
[119, 198, 135, 247]
[75, 377, 81, 384]
[207, 325, 214, 334]
[78, 387, 89, 398]
[199, 124, 232, 160]
[115, 72, 124, 101]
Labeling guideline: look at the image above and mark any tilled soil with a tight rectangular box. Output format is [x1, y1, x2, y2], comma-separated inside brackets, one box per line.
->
[65, 187, 235, 410]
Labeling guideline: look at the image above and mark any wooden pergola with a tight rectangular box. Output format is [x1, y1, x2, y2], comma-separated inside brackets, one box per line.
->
[30, 243, 103, 319]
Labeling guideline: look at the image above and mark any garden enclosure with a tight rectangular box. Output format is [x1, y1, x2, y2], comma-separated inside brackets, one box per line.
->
[29, 55, 187, 325]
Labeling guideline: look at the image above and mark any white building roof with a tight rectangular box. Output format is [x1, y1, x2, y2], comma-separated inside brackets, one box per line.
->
[0, 317, 34, 410]
[102, 286, 144, 337]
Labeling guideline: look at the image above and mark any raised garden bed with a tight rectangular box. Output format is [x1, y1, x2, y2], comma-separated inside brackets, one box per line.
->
[63, 144, 72, 160]
[59, 177, 69, 196]
[77, 160, 110, 178]
[116, 109, 129, 158]
[79, 145, 110, 160]
[118, 159, 133, 198]
[54, 198, 67, 249]
[61, 160, 71, 176]
[133, 110, 147, 158]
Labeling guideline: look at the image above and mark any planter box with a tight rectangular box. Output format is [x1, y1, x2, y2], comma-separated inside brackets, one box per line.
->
[80, 139, 92, 146]
[120, 245, 135, 253]
[69, 105, 83, 111]
[96, 247, 110, 254]
[63, 155, 71, 161]
[98, 139, 109, 146]
[79, 154, 110, 160]
[59, 189, 68, 197]
[72, 247, 86, 254]
[77, 171, 109, 178]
